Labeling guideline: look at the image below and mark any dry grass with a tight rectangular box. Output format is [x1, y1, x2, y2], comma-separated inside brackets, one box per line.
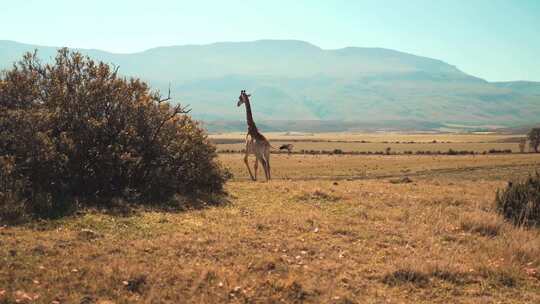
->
[209, 131, 519, 143]
[221, 153, 540, 181]
[212, 132, 523, 153]
[1, 153, 540, 303]
[460, 212, 504, 237]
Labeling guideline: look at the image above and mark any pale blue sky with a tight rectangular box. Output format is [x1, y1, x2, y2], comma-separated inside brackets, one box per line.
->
[1, 0, 539, 81]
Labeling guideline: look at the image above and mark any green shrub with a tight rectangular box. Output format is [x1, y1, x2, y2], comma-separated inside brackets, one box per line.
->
[0, 49, 229, 219]
[496, 173, 540, 227]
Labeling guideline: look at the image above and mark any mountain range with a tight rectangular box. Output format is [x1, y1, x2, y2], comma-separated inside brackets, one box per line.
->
[1, 39, 539, 132]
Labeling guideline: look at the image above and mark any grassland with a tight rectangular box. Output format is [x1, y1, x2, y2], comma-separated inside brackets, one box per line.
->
[1, 133, 540, 303]
[221, 153, 539, 181]
[211, 132, 524, 153]
[209, 132, 518, 143]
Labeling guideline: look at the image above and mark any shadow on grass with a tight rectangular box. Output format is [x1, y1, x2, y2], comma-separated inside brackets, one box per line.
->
[382, 267, 474, 288]
[93, 192, 231, 216]
[1, 191, 231, 229]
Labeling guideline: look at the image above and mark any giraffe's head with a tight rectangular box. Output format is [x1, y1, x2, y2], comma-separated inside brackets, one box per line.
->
[237, 90, 251, 107]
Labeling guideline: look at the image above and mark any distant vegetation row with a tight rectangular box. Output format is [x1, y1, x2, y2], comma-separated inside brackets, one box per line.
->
[211, 138, 455, 145]
[218, 148, 515, 155]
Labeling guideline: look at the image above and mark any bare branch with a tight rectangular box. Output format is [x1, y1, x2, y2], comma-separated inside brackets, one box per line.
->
[158, 83, 172, 103]
[177, 104, 191, 114]
[182, 104, 191, 113]
[110, 64, 120, 79]
[148, 103, 191, 145]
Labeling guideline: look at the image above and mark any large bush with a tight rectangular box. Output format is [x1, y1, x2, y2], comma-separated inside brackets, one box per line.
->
[496, 173, 540, 227]
[0, 49, 229, 218]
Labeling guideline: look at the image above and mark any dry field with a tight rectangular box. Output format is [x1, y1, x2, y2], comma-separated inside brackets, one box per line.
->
[211, 132, 524, 153]
[209, 132, 517, 143]
[2, 146, 540, 303]
[221, 154, 538, 181]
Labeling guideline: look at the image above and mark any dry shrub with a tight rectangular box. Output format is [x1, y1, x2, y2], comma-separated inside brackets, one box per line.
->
[0, 49, 229, 220]
[496, 173, 540, 227]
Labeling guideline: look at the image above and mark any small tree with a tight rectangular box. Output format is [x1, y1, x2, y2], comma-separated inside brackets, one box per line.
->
[528, 128, 540, 153]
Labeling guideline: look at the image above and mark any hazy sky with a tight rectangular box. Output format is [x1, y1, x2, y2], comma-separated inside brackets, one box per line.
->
[1, 0, 539, 81]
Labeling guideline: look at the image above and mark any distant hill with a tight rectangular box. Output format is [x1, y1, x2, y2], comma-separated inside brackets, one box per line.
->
[1, 39, 539, 131]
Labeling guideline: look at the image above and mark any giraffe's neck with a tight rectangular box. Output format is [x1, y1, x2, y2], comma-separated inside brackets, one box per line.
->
[244, 100, 265, 140]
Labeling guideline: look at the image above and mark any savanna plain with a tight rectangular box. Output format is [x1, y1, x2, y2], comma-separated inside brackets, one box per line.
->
[2, 133, 540, 303]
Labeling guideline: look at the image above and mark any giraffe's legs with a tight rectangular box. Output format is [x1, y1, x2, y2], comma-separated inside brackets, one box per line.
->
[255, 144, 270, 182]
[259, 157, 269, 182]
[266, 154, 271, 180]
[243, 153, 255, 181]
[253, 157, 259, 180]
[263, 146, 271, 181]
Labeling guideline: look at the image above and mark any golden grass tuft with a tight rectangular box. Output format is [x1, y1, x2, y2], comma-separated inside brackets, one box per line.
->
[460, 211, 504, 237]
[478, 266, 521, 288]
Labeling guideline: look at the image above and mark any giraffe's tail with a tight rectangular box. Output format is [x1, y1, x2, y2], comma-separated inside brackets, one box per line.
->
[268, 143, 281, 150]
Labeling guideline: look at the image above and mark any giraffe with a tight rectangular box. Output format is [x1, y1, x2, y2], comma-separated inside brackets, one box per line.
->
[237, 90, 271, 181]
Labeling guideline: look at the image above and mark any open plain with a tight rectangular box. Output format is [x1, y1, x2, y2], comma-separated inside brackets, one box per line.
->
[1, 133, 540, 303]
[211, 132, 522, 154]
